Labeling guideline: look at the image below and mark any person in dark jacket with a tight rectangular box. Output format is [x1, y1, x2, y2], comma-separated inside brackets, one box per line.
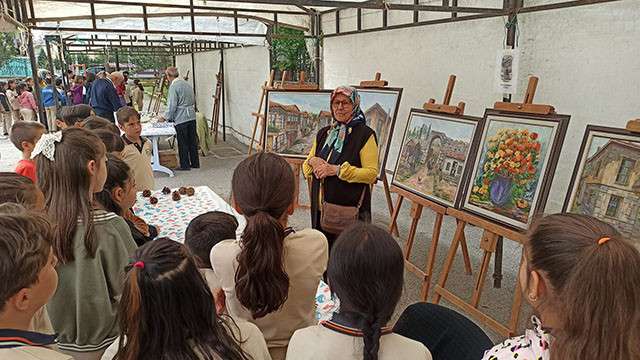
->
[0, 81, 11, 136]
[90, 71, 124, 122]
[83, 71, 95, 105]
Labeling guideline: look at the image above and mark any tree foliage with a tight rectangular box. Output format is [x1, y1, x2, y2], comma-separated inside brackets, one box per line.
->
[0, 33, 19, 69]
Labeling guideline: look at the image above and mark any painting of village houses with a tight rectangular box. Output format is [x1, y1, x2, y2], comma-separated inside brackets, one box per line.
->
[393, 110, 478, 207]
[265, 91, 332, 158]
[564, 127, 640, 243]
[464, 115, 563, 230]
[357, 88, 402, 178]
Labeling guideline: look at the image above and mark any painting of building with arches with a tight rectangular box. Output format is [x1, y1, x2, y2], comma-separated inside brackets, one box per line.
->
[357, 87, 403, 179]
[392, 109, 480, 207]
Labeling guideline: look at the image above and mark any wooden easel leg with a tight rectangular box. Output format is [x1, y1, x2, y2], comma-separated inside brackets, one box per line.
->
[248, 116, 259, 155]
[470, 232, 498, 307]
[459, 231, 472, 275]
[388, 194, 403, 235]
[493, 236, 504, 288]
[433, 220, 466, 303]
[420, 212, 443, 301]
[258, 116, 267, 151]
[382, 174, 399, 237]
[292, 164, 301, 209]
[403, 203, 423, 260]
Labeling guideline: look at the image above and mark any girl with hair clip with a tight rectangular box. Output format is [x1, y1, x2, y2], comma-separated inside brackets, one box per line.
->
[115, 237, 270, 360]
[482, 213, 640, 360]
[210, 152, 328, 360]
[287, 222, 432, 360]
[34, 128, 137, 360]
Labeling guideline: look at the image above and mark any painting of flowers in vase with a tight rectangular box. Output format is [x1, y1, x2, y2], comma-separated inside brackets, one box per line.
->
[463, 111, 569, 230]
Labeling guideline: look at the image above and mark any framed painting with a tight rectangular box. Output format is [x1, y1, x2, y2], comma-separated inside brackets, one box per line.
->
[264, 90, 332, 159]
[392, 109, 482, 208]
[355, 87, 403, 179]
[563, 125, 640, 243]
[461, 109, 570, 230]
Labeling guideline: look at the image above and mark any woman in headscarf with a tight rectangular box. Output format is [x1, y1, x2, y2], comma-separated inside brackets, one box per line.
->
[303, 86, 379, 248]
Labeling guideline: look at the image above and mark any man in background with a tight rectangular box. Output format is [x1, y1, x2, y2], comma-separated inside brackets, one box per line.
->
[90, 71, 124, 122]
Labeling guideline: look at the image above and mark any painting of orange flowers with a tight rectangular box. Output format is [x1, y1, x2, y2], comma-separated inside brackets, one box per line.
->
[463, 111, 569, 230]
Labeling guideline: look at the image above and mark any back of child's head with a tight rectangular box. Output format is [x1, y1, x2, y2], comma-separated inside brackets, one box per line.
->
[36, 127, 106, 263]
[93, 128, 125, 153]
[185, 211, 239, 268]
[0, 205, 54, 313]
[60, 104, 92, 127]
[0, 172, 41, 210]
[83, 115, 120, 135]
[526, 213, 640, 360]
[10, 121, 45, 151]
[231, 152, 295, 319]
[116, 106, 140, 127]
[327, 222, 404, 360]
[16, 82, 27, 94]
[94, 153, 130, 215]
[117, 238, 249, 360]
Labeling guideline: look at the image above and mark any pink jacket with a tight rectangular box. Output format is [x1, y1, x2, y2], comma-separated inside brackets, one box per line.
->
[18, 91, 37, 110]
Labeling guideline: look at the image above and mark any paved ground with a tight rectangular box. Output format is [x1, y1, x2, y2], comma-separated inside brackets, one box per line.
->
[0, 126, 532, 344]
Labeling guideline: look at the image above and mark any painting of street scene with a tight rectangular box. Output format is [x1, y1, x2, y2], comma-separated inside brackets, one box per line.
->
[393, 111, 478, 207]
[464, 115, 560, 229]
[565, 128, 640, 243]
[358, 88, 402, 178]
[265, 91, 332, 158]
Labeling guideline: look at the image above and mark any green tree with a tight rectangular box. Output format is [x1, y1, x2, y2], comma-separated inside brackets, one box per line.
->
[0, 33, 19, 69]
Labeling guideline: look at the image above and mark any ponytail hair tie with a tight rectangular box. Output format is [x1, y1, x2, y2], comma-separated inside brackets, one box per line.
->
[133, 261, 145, 269]
[597, 237, 611, 245]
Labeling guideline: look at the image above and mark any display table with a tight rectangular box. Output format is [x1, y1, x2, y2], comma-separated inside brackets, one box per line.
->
[141, 122, 176, 178]
[133, 186, 245, 242]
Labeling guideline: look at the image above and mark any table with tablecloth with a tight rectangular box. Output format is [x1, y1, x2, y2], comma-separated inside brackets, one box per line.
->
[133, 185, 245, 242]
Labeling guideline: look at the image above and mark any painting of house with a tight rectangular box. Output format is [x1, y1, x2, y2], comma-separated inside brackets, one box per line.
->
[565, 127, 640, 243]
[265, 90, 332, 158]
[357, 88, 402, 178]
[393, 110, 478, 207]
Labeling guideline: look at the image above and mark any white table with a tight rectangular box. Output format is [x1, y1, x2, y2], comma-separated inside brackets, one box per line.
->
[133, 185, 246, 242]
[141, 122, 176, 177]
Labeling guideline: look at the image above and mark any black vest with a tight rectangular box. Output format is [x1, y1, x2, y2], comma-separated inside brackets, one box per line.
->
[313, 123, 376, 214]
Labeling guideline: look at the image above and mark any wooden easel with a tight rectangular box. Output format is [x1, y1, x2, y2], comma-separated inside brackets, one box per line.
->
[210, 71, 223, 143]
[433, 76, 555, 337]
[148, 75, 168, 114]
[388, 75, 472, 300]
[357, 72, 399, 236]
[248, 70, 275, 155]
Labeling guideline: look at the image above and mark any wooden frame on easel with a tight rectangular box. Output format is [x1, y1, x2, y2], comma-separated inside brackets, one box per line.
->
[210, 68, 223, 143]
[433, 76, 569, 337]
[388, 75, 476, 300]
[147, 74, 168, 114]
[355, 72, 403, 236]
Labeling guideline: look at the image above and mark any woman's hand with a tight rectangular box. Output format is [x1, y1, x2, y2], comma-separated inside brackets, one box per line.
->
[314, 163, 340, 179]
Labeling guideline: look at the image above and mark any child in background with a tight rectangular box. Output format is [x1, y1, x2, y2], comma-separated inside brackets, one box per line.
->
[35, 128, 137, 359]
[116, 106, 154, 191]
[17, 82, 37, 122]
[70, 75, 84, 105]
[83, 115, 120, 135]
[0, 172, 45, 210]
[482, 213, 640, 360]
[0, 81, 10, 136]
[131, 79, 144, 111]
[10, 121, 45, 182]
[185, 211, 239, 293]
[0, 207, 72, 360]
[211, 152, 328, 360]
[6, 79, 21, 124]
[287, 223, 432, 360]
[56, 104, 93, 129]
[92, 128, 125, 155]
[95, 154, 157, 246]
[116, 238, 270, 360]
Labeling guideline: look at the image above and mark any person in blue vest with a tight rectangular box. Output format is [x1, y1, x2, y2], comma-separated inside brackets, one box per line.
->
[41, 77, 67, 132]
[90, 71, 124, 122]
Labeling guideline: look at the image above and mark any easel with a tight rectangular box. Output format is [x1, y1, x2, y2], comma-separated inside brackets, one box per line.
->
[388, 75, 471, 300]
[248, 70, 275, 155]
[147, 75, 168, 114]
[356, 72, 399, 236]
[210, 70, 223, 143]
[433, 76, 555, 337]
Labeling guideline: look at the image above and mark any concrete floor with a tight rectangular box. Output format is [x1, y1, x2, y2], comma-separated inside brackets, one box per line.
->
[0, 130, 532, 344]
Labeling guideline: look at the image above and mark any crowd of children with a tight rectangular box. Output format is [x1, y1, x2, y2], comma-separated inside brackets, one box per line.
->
[1, 100, 640, 360]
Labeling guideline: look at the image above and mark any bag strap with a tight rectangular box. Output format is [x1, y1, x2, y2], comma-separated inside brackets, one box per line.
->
[356, 187, 366, 209]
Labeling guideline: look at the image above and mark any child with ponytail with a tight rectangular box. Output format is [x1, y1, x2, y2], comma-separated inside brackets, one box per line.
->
[287, 222, 431, 360]
[482, 213, 640, 359]
[116, 237, 270, 360]
[34, 128, 137, 359]
[210, 152, 328, 360]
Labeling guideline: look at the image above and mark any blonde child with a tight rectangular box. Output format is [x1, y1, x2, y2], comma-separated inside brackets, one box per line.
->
[116, 106, 154, 191]
[34, 128, 137, 360]
[10, 121, 45, 183]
